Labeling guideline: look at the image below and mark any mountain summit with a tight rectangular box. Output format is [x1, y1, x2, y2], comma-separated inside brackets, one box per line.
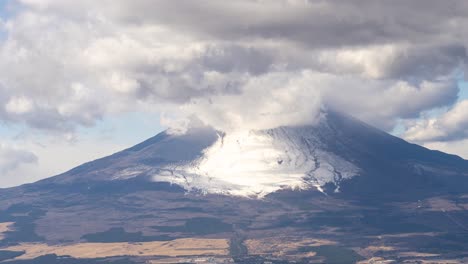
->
[43, 111, 468, 198]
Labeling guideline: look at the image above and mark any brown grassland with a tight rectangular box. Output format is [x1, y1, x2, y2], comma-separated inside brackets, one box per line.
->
[2, 238, 229, 260]
[0, 222, 14, 240]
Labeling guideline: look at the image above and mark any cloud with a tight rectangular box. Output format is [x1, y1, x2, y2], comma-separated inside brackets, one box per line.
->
[423, 139, 468, 159]
[0, 0, 465, 134]
[0, 143, 37, 175]
[315, 44, 466, 80]
[404, 100, 468, 142]
[0, 0, 466, 187]
[0, 134, 130, 188]
[168, 72, 458, 132]
[323, 78, 459, 129]
[86, 0, 467, 47]
[5, 96, 34, 114]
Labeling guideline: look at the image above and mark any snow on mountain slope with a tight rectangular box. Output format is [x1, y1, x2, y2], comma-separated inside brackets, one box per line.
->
[153, 115, 360, 197]
[42, 110, 468, 198]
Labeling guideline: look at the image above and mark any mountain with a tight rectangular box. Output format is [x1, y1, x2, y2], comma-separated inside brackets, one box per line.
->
[42, 110, 468, 198]
[0, 111, 467, 263]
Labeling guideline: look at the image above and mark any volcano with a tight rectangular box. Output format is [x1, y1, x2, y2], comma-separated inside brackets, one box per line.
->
[0, 111, 468, 263]
[42, 110, 468, 198]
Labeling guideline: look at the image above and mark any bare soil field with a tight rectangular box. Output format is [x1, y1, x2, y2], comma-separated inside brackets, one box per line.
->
[2, 238, 229, 260]
[0, 222, 14, 240]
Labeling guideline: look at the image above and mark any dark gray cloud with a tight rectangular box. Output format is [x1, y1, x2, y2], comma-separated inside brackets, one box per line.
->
[0, 143, 37, 174]
[200, 44, 274, 75]
[109, 0, 467, 46]
[0, 0, 465, 134]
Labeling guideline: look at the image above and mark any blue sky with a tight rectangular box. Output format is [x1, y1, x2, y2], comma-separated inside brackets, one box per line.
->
[77, 112, 163, 148]
[0, 0, 8, 40]
[0, 0, 9, 17]
[459, 81, 468, 100]
[0, 111, 164, 187]
[0, 0, 16, 21]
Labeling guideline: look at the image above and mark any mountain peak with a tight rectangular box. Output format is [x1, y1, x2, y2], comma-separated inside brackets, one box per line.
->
[42, 111, 468, 199]
[154, 120, 361, 197]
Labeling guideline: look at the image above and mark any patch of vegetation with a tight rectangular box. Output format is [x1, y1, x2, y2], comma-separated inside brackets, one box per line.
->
[233, 256, 294, 264]
[153, 217, 233, 235]
[439, 232, 468, 244]
[300, 209, 436, 235]
[169, 198, 208, 203]
[0, 250, 25, 262]
[185, 217, 233, 234]
[416, 232, 468, 253]
[2, 254, 138, 264]
[81, 227, 172, 243]
[268, 189, 324, 207]
[360, 210, 435, 234]
[311, 245, 364, 264]
[300, 211, 357, 228]
[0, 204, 45, 246]
[165, 207, 205, 213]
[229, 234, 247, 258]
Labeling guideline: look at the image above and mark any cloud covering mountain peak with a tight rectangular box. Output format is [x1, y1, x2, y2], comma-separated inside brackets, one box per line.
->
[0, 0, 465, 133]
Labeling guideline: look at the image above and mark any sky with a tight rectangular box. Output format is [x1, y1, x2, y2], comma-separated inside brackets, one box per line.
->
[0, 0, 467, 187]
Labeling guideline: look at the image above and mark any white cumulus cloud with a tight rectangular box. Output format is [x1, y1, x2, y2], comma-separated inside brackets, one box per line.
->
[405, 100, 468, 142]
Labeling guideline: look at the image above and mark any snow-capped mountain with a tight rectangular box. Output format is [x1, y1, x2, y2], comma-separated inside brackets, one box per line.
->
[154, 116, 360, 197]
[42, 110, 468, 199]
[2, 110, 468, 263]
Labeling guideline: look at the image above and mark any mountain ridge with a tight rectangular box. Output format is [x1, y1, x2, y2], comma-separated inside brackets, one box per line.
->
[21, 110, 468, 199]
